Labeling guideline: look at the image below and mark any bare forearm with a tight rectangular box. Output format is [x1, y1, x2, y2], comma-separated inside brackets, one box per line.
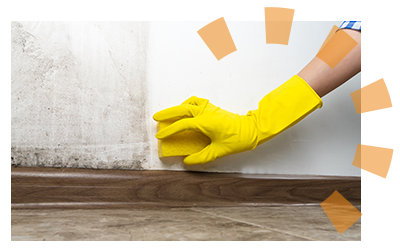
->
[298, 29, 361, 97]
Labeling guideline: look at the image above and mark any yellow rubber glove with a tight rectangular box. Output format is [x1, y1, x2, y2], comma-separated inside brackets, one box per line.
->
[153, 75, 323, 165]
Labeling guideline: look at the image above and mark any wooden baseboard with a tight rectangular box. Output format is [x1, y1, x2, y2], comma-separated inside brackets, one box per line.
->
[11, 166, 360, 209]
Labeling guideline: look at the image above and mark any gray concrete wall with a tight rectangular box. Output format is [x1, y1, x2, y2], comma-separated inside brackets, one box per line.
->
[11, 22, 150, 169]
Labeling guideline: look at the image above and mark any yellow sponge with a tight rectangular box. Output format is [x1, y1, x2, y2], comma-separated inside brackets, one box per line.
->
[157, 120, 211, 158]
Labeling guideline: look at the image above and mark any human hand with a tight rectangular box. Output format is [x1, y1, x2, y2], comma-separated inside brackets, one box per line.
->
[154, 75, 323, 166]
[153, 96, 258, 165]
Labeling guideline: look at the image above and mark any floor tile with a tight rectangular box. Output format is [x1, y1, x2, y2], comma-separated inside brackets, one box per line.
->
[192, 206, 361, 241]
[12, 208, 307, 241]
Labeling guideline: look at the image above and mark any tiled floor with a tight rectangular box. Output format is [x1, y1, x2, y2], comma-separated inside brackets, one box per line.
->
[11, 206, 361, 241]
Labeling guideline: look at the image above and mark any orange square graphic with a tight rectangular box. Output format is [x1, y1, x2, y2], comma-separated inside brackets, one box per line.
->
[350, 89, 361, 114]
[320, 191, 362, 234]
[265, 21, 292, 45]
[318, 25, 340, 53]
[264, 7, 295, 45]
[351, 79, 392, 114]
[316, 29, 358, 68]
[264, 7, 295, 21]
[197, 17, 237, 60]
[353, 144, 394, 178]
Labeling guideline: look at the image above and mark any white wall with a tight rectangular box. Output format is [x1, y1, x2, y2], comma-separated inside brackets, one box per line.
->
[147, 21, 361, 176]
[11, 21, 361, 176]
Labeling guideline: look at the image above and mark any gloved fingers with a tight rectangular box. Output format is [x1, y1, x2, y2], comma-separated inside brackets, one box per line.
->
[153, 104, 202, 121]
[181, 96, 209, 106]
[183, 144, 217, 166]
[155, 118, 199, 139]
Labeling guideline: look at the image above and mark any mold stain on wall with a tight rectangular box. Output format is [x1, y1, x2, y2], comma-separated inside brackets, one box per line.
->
[11, 21, 150, 170]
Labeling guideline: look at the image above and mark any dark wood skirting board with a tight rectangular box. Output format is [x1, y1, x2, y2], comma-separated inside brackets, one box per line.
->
[11, 166, 361, 209]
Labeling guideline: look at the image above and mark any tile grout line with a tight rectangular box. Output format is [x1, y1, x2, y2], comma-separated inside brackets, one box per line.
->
[189, 208, 318, 241]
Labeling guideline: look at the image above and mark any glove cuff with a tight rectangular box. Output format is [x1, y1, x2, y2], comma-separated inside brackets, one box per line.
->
[247, 75, 323, 146]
